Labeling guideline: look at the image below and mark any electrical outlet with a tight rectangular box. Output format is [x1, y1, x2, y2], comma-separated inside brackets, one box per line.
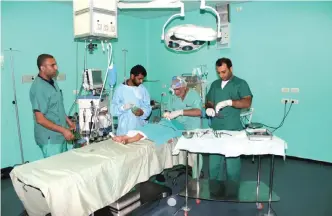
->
[0, 55, 4, 69]
[236, 6, 242, 12]
[56, 73, 66, 81]
[290, 99, 299, 104]
[281, 98, 289, 104]
[162, 84, 167, 88]
[73, 90, 78, 95]
[281, 88, 290, 93]
[220, 24, 230, 45]
[22, 75, 36, 83]
[291, 88, 299, 93]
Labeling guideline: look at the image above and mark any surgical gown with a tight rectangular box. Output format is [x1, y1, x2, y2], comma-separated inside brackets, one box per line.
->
[111, 83, 152, 135]
[167, 88, 202, 130]
[167, 88, 203, 178]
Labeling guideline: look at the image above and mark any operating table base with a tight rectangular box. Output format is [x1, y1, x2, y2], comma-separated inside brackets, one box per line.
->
[178, 179, 280, 202]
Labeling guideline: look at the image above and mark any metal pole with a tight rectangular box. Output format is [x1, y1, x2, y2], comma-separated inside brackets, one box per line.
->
[181, 151, 191, 213]
[185, 151, 189, 206]
[196, 153, 200, 201]
[9, 48, 25, 164]
[268, 155, 275, 215]
[122, 49, 128, 83]
[256, 156, 261, 208]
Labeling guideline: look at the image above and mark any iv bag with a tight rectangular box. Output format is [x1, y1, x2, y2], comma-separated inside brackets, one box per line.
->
[108, 64, 117, 87]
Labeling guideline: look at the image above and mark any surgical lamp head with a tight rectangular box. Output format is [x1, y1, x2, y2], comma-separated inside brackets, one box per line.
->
[164, 24, 217, 53]
[161, 0, 222, 52]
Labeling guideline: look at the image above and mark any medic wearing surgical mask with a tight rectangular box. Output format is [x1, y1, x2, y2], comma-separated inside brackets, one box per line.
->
[163, 76, 202, 130]
[163, 76, 203, 179]
[111, 65, 152, 136]
[205, 57, 253, 182]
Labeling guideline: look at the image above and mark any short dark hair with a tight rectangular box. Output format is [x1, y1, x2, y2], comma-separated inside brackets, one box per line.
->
[37, 54, 54, 70]
[130, 65, 147, 77]
[216, 58, 232, 69]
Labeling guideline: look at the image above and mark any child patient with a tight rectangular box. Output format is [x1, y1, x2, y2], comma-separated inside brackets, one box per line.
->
[112, 118, 184, 145]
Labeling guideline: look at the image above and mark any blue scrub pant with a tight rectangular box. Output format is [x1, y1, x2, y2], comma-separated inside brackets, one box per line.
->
[38, 140, 67, 158]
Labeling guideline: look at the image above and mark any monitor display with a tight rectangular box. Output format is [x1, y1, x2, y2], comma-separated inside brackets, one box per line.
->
[92, 70, 103, 86]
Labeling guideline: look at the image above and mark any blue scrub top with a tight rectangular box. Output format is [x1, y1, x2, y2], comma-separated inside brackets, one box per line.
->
[111, 83, 152, 135]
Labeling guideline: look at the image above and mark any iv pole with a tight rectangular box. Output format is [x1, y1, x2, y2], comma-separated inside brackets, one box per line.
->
[122, 49, 128, 83]
[7, 48, 25, 164]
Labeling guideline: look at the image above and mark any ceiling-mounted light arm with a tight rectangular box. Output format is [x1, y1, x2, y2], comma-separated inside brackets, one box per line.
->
[161, 2, 184, 40]
[117, 0, 185, 40]
[200, 0, 222, 38]
[118, 0, 183, 10]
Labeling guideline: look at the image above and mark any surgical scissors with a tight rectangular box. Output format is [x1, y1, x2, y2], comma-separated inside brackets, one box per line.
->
[213, 130, 232, 137]
[199, 130, 210, 138]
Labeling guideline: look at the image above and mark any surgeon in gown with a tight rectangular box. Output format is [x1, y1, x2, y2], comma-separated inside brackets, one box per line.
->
[111, 65, 152, 135]
[163, 76, 204, 179]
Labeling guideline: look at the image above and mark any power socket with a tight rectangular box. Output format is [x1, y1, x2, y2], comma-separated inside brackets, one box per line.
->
[290, 99, 299, 104]
[281, 98, 289, 104]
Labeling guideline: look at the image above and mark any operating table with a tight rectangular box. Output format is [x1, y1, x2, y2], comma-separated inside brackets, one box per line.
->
[10, 138, 192, 216]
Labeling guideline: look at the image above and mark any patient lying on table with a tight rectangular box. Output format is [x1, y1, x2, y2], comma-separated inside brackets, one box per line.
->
[112, 119, 184, 145]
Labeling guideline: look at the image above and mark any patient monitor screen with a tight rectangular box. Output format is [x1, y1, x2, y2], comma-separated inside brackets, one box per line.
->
[92, 70, 103, 86]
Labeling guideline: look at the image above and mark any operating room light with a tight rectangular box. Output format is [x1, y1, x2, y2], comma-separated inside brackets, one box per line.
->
[117, 0, 222, 53]
[163, 0, 222, 52]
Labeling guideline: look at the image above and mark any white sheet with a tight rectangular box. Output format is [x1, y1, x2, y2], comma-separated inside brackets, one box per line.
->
[10, 139, 190, 216]
[173, 129, 288, 157]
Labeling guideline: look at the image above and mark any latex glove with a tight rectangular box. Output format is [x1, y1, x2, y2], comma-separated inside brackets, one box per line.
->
[215, 100, 232, 113]
[163, 112, 171, 120]
[122, 103, 134, 111]
[206, 108, 216, 117]
[168, 110, 183, 120]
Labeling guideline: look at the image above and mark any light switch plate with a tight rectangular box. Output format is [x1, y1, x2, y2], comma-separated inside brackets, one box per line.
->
[290, 88, 299, 93]
[281, 88, 290, 93]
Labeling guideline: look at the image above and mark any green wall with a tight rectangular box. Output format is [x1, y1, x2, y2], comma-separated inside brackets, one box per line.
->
[146, 1, 332, 163]
[1, 1, 332, 168]
[1, 1, 147, 168]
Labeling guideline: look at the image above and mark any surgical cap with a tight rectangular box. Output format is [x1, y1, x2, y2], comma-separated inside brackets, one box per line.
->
[171, 76, 187, 89]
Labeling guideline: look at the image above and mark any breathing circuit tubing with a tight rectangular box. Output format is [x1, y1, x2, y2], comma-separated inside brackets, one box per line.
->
[90, 41, 114, 137]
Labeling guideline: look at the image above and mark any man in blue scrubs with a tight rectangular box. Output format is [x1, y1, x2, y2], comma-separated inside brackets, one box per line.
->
[111, 65, 152, 135]
[29, 54, 75, 158]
